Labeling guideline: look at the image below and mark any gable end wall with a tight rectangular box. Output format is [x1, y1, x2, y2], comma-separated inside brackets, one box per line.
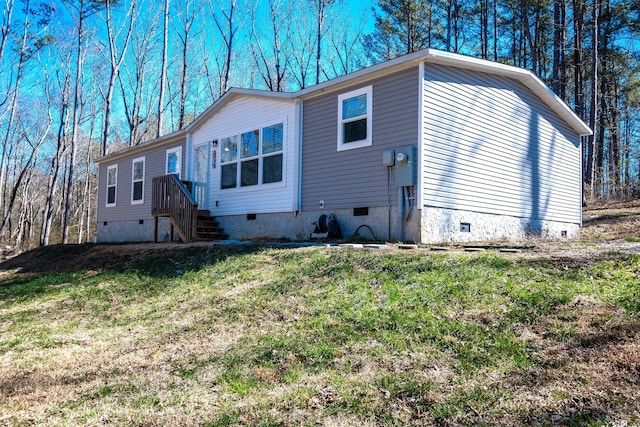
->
[422, 63, 582, 228]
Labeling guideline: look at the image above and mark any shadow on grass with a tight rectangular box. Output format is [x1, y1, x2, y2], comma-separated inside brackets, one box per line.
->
[0, 243, 264, 276]
[582, 211, 640, 226]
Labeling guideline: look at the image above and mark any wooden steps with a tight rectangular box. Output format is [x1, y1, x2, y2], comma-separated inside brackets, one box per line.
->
[196, 210, 228, 241]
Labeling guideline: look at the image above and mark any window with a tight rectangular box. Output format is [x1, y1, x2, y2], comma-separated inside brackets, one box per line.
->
[262, 123, 283, 183]
[131, 157, 145, 204]
[166, 146, 182, 177]
[240, 129, 259, 187]
[221, 135, 238, 189]
[106, 165, 117, 207]
[220, 123, 284, 190]
[337, 86, 372, 151]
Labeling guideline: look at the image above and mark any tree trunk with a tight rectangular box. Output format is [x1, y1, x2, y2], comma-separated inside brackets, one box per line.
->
[63, 4, 87, 244]
[315, 0, 325, 85]
[157, 0, 170, 137]
[0, 0, 14, 64]
[587, 0, 598, 197]
[520, 0, 538, 73]
[0, 0, 30, 233]
[101, 0, 136, 155]
[552, 0, 566, 99]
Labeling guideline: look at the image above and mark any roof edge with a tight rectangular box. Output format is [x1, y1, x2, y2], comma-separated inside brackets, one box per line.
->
[295, 49, 429, 98]
[96, 129, 186, 164]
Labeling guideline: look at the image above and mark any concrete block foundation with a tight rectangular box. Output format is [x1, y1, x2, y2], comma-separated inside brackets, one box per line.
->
[216, 206, 420, 243]
[96, 207, 578, 245]
[96, 217, 178, 243]
[420, 206, 579, 244]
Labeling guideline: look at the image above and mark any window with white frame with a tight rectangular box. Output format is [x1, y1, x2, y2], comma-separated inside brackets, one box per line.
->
[131, 157, 145, 204]
[220, 122, 284, 190]
[166, 146, 182, 177]
[106, 165, 117, 207]
[337, 86, 372, 151]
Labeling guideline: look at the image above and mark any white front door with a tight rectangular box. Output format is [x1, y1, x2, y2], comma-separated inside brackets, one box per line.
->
[193, 143, 210, 209]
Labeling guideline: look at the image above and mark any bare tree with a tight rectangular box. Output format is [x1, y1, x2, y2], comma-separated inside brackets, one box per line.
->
[311, 0, 335, 85]
[118, 7, 160, 146]
[207, 0, 238, 95]
[0, 0, 53, 231]
[0, 98, 52, 237]
[250, 0, 292, 91]
[171, 0, 200, 129]
[157, 0, 170, 137]
[287, 1, 315, 89]
[40, 47, 72, 246]
[0, 0, 14, 65]
[98, 0, 137, 155]
[519, 0, 538, 73]
[60, 0, 105, 244]
[327, 5, 366, 77]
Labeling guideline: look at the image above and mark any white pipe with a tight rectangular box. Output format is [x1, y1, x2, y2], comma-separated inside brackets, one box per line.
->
[397, 186, 404, 242]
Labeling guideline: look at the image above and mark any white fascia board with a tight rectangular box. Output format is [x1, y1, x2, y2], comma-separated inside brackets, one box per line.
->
[96, 131, 186, 164]
[295, 49, 429, 99]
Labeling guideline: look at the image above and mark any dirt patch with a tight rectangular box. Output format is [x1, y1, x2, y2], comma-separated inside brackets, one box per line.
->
[0, 243, 177, 275]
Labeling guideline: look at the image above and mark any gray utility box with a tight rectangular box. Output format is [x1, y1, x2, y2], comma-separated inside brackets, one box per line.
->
[395, 145, 416, 186]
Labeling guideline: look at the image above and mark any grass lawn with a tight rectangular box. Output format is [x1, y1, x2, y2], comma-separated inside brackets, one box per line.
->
[0, 243, 639, 426]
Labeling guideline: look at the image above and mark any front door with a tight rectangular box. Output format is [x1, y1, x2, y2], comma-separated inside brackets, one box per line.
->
[193, 143, 210, 209]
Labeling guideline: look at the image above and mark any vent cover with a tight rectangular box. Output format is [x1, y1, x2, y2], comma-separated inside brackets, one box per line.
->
[353, 207, 369, 216]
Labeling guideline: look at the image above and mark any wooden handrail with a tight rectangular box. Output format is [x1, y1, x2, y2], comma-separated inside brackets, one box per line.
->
[152, 174, 198, 243]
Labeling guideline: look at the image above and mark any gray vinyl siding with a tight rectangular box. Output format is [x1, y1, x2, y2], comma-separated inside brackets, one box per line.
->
[97, 139, 186, 223]
[301, 67, 419, 210]
[422, 63, 582, 224]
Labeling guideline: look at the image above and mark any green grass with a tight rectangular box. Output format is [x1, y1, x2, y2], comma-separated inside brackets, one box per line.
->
[0, 245, 639, 425]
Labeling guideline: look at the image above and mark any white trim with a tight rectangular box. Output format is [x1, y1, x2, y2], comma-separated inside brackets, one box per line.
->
[294, 99, 303, 212]
[337, 85, 373, 151]
[185, 133, 193, 181]
[106, 164, 118, 207]
[131, 156, 145, 205]
[219, 120, 286, 191]
[193, 142, 211, 209]
[417, 61, 425, 210]
[166, 146, 182, 178]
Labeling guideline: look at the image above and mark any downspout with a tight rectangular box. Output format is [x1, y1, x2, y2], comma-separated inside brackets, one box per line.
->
[387, 166, 392, 241]
[417, 61, 426, 243]
[397, 186, 404, 242]
[417, 61, 425, 210]
[295, 99, 303, 213]
[185, 133, 193, 182]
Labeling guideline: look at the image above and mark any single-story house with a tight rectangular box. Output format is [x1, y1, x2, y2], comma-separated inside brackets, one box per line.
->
[96, 48, 592, 244]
